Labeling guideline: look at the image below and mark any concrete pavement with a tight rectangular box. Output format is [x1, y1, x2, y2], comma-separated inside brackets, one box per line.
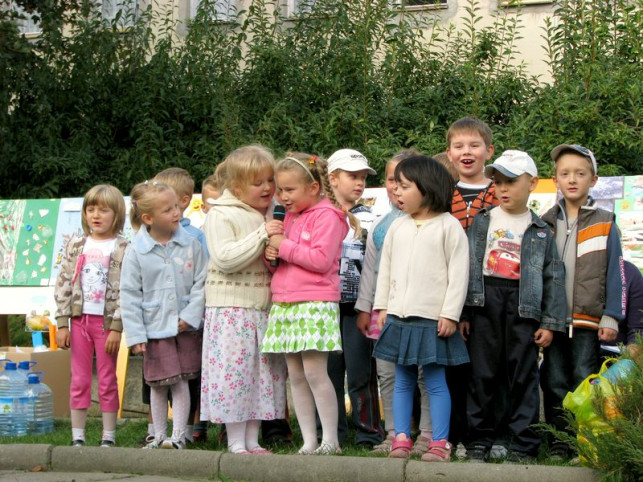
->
[0, 444, 602, 481]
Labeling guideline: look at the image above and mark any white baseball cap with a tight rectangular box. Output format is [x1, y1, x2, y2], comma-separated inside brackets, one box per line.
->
[484, 150, 538, 178]
[550, 144, 598, 173]
[327, 149, 376, 175]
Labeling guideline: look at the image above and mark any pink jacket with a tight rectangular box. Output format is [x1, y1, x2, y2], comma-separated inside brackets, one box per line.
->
[270, 198, 348, 303]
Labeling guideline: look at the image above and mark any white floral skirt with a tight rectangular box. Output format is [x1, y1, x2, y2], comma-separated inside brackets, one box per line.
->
[200, 307, 287, 423]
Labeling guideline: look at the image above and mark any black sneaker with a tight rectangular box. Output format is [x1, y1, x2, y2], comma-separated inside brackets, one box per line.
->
[71, 439, 85, 447]
[505, 451, 536, 464]
[466, 444, 490, 463]
[549, 442, 571, 462]
[100, 440, 115, 448]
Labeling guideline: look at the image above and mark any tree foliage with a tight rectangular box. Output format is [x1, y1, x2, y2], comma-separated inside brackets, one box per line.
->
[0, 0, 641, 198]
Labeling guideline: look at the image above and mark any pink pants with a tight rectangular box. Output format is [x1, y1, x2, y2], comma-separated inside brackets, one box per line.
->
[69, 314, 119, 412]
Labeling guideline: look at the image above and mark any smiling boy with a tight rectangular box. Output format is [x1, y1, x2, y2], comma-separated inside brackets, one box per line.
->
[540, 144, 626, 460]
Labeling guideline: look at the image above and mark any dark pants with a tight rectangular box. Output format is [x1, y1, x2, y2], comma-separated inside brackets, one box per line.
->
[467, 277, 541, 456]
[326, 306, 384, 445]
[540, 329, 600, 432]
[445, 359, 469, 445]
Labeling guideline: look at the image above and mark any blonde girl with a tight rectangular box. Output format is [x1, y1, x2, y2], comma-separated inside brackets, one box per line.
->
[121, 181, 207, 449]
[54, 184, 128, 448]
[200, 145, 287, 454]
[261, 153, 357, 455]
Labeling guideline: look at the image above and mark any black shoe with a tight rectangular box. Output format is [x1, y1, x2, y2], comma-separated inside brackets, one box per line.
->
[466, 444, 490, 463]
[549, 442, 572, 462]
[71, 439, 85, 447]
[505, 451, 536, 464]
[191, 430, 208, 444]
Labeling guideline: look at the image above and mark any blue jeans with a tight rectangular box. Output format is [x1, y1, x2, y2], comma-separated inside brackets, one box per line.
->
[393, 363, 450, 441]
[541, 329, 600, 432]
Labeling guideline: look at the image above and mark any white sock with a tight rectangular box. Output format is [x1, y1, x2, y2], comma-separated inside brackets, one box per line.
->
[185, 425, 194, 443]
[169, 380, 190, 443]
[147, 423, 155, 436]
[303, 351, 339, 447]
[102, 429, 116, 443]
[72, 428, 85, 442]
[150, 385, 170, 442]
[226, 421, 247, 453]
[245, 420, 261, 452]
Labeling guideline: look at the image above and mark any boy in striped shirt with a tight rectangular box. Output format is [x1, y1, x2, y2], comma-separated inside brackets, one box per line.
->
[540, 144, 626, 460]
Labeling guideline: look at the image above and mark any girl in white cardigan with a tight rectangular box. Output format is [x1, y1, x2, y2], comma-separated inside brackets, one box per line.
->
[200, 145, 287, 454]
[373, 155, 470, 463]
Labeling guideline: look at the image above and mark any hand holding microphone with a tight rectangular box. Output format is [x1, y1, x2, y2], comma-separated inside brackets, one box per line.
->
[268, 205, 286, 267]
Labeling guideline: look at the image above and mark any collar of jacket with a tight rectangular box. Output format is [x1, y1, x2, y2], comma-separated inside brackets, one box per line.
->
[478, 205, 548, 229]
[132, 225, 191, 254]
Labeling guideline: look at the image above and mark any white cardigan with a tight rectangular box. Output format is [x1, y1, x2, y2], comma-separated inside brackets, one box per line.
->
[373, 212, 469, 322]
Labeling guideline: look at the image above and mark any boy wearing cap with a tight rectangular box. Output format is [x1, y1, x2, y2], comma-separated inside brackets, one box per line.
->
[540, 144, 626, 459]
[464, 150, 566, 462]
[325, 148, 384, 447]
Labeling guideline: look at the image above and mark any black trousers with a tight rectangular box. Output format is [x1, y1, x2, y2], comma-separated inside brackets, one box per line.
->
[466, 277, 541, 456]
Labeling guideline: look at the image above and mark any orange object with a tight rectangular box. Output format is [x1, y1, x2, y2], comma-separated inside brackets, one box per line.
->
[48, 324, 58, 351]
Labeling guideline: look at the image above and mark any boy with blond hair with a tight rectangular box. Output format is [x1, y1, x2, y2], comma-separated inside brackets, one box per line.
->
[540, 144, 626, 459]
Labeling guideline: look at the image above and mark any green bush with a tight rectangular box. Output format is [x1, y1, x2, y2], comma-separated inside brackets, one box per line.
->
[0, 0, 640, 198]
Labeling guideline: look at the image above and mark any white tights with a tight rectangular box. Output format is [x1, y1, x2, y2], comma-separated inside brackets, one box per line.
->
[150, 379, 189, 443]
[225, 419, 262, 453]
[286, 351, 338, 452]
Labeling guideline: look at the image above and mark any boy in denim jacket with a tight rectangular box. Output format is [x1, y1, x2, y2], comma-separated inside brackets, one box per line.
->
[463, 151, 566, 463]
[540, 144, 626, 459]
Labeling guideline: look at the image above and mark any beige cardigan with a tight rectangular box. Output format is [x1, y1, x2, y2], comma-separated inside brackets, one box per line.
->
[203, 190, 272, 310]
[373, 213, 469, 322]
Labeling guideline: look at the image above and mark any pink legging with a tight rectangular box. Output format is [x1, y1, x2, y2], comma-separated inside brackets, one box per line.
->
[69, 314, 119, 412]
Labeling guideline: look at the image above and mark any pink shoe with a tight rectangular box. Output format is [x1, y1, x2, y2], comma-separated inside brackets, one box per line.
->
[421, 439, 452, 462]
[389, 434, 413, 459]
[248, 447, 272, 455]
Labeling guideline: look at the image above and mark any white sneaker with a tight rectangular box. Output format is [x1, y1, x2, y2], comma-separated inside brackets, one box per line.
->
[313, 441, 341, 455]
[161, 438, 186, 450]
[455, 443, 467, 459]
[143, 439, 162, 449]
[490, 444, 508, 459]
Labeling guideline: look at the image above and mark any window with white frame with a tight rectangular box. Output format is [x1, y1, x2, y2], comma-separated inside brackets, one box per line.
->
[101, 0, 138, 27]
[8, 2, 41, 35]
[287, 0, 320, 15]
[191, 0, 237, 21]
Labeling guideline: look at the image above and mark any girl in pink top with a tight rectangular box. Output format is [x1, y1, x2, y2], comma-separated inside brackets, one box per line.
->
[261, 153, 355, 455]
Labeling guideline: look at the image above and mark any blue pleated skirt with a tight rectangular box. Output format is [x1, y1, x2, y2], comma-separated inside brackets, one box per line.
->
[373, 314, 470, 366]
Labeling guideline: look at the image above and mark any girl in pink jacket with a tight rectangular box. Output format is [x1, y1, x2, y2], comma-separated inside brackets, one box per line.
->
[261, 152, 354, 455]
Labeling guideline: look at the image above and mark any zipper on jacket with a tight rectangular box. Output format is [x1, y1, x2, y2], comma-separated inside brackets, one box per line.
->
[560, 206, 577, 338]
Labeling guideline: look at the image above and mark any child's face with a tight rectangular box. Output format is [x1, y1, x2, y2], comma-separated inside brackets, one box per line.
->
[385, 160, 402, 207]
[235, 168, 275, 215]
[447, 131, 494, 183]
[143, 189, 181, 239]
[85, 203, 116, 240]
[395, 173, 427, 219]
[329, 169, 368, 206]
[276, 170, 320, 214]
[553, 153, 597, 206]
[201, 185, 221, 214]
[492, 172, 538, 215]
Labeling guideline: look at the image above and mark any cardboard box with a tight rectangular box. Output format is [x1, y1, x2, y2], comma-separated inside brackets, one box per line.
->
[0, 347, 70, 417]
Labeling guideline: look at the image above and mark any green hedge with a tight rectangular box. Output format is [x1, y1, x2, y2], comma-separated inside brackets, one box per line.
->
[1, 0, 640, 198]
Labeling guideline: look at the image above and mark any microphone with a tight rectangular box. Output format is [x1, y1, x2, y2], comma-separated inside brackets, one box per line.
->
[270, 205, 286, 267]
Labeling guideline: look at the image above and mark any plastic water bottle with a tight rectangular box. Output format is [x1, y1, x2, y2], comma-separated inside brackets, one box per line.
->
[18, 361, 37, 380]
[26, 372, 54, 434]
[0, 360, 30, 436]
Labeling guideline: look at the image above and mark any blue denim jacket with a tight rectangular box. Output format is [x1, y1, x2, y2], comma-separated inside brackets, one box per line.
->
[466, 206, 567, 332]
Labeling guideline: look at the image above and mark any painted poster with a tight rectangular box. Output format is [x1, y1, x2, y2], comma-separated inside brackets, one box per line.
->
[615, 175, 643, 271]
[48, 198, 84, 285]
[0, 199, 60, 286]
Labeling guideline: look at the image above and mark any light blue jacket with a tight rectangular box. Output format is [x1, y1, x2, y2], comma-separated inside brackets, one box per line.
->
[466, 206, 567, 333]
[121, 225, 207, 347]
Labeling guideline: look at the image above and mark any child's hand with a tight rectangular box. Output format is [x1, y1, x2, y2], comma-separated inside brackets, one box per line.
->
[178, 320, 190, 333]
[377, 310, 387, 330]
[268, 234, 285, 250]
[356, 311, 370, 337]
[56, 326, 70, 350]
[265, 220, 284, 237]
[598, 327, 617, 342]
[265, 245, 279, 261]
[437, 317, 456, 338]
[105, 331, 121, 354]
[458, 321, 470, 341]
[534, 328, 553, 347]
[131, 343, 146, 355]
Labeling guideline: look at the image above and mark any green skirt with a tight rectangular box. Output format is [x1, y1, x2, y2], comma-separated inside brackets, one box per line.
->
[261, 301, 342, 354]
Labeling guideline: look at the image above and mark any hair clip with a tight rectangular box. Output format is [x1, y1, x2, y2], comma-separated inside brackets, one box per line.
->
[132, 200, 137, 207]
[309, 156, 318, 164]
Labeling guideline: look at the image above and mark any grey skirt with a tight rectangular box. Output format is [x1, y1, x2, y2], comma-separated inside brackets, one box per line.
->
[373, 315, 469, 366]
[143, 330, 202, 386]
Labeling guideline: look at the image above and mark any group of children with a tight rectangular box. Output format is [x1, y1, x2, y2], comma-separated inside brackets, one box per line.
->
[53, 116, 641, 463]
